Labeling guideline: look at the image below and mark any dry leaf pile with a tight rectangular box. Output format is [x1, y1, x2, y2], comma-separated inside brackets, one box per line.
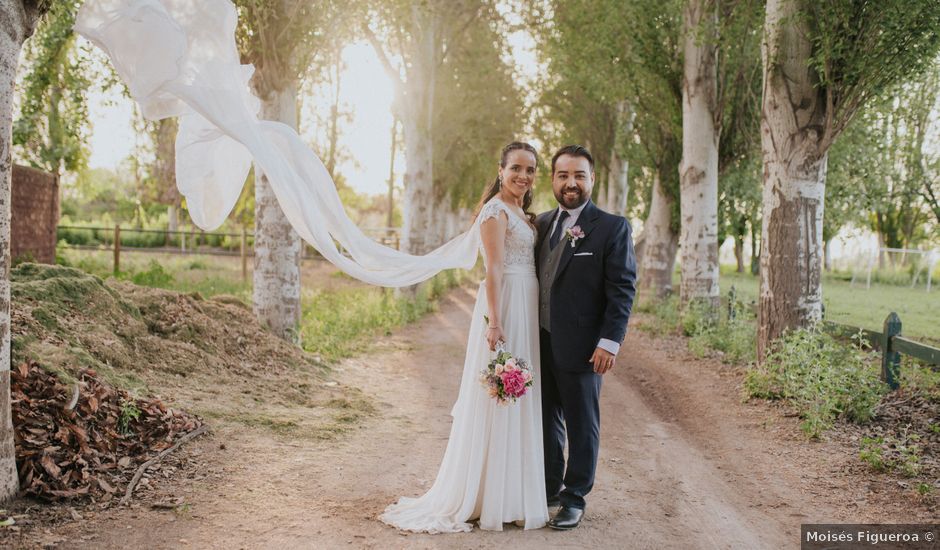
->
[11, 360, 203, 502]
[6, 263, 355, 503]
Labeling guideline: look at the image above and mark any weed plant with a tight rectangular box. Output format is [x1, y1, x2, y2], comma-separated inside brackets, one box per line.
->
[859, 429, 923, 477]
[744, 327, 887, 438]
[686, 298, 756, 365]
[636, 294, 683, 336]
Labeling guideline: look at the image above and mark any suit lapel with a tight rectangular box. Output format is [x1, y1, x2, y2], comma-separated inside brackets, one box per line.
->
[554, 201, 600, 279]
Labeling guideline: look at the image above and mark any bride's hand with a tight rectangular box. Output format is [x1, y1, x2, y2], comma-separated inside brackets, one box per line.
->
[485, 326, 505, 351]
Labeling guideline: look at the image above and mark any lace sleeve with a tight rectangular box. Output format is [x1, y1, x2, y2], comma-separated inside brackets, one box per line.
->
[478, 200, 508, 224]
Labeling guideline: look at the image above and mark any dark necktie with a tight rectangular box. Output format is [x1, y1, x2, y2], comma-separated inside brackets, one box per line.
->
[549, 210, 570, 249]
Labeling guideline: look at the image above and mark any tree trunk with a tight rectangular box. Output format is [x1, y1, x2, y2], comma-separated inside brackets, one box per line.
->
[386, 118, 397, 235]
[757, 0, 828, 359]
[750, 217, 760, 275]
[433, 193, 454, 246]
[679, 0, 720, 310]
[156, 116, 180, 245]
[876, 227, 887, 269]
[0, 0, 43, 503]
[734, 236, 744, 273]
[604, 102, 632, 215]
[634, 233, 646, 269]
[824, 238, 832, 272]
[400, 106, 434, 255]
[253, 83, 302, 341]
[325, 57, 341, 179]
[47, 81, 62, 176]
[605, 150, 629, 216]
[444, 203, 466, 241]
[399, 12, 438, 256]
[167, 204, 178, 233]
[639, 173, 679, 299]
[155, 117, 178, 205]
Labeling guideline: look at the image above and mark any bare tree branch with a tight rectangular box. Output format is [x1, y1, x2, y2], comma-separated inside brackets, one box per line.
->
[361, 22, 404, 88]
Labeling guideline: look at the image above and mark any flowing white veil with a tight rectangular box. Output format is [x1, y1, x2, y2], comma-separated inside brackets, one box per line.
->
[73, 0, 483, 287]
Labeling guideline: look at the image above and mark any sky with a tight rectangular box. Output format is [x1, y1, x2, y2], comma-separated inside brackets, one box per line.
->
[84, 26, 541, 198]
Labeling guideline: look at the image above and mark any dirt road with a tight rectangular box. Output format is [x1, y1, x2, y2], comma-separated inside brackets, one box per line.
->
[46, 286, 921, 549]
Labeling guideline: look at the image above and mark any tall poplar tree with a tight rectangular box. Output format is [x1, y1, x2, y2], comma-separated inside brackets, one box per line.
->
[363, 0, 485, 254]
[757, 0, 940, 357]
[235, 0, 338, 340]
[0, 0, 51, 503]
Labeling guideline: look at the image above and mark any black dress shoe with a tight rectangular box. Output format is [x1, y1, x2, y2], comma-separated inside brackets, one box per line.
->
[548, 506, 584, 530]
[547, 495, 561, 509]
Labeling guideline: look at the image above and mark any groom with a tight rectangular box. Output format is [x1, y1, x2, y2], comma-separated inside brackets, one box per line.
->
[535, 145, 637, 530]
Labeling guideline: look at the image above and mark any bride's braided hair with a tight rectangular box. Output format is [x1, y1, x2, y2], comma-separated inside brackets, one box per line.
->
[475, 141, 539, 224]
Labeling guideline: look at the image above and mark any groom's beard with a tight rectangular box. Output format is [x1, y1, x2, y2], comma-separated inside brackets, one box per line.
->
[555, 186, 588, 209]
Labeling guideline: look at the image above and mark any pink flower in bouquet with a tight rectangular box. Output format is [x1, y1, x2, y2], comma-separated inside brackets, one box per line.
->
[501, 369, 528, 397]
[504, 358, 516, 370]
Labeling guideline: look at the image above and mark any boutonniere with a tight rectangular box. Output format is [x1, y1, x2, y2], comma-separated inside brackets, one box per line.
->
[564, 225, 585, 247]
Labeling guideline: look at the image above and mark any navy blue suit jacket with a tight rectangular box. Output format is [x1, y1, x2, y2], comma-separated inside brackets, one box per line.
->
[535, 201, 637, 372]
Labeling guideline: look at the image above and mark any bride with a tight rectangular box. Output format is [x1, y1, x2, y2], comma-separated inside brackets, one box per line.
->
[73, 0, 547, 534]
[379, 142, 549, 533]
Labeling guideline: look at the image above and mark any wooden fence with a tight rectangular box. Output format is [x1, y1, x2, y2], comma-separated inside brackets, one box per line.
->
[57, 224, 401, 280]
[728, 286, 938, 389]
[822, 314, 940, 390]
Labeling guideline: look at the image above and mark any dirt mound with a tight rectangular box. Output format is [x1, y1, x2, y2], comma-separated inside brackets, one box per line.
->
[12, 360, 203, 502]
[11, 263, 319, 388]
[11, 264, 371, 498]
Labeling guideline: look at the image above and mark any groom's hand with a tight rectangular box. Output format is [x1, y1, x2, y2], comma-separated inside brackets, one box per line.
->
[590, 347, 616, 374]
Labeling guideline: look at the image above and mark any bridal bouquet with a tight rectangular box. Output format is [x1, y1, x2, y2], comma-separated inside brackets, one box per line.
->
[480, 342, 534, 405]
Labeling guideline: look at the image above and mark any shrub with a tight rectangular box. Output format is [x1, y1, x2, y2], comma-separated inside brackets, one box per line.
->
[57, 226, 101, 246]
[55, 240, 72, 267]
[637, 294, 682, 336]
[689, 316, 756, 364]
[127, 260, 175, 288]
[744, 327, 887, 438]
[119, 230, 168, 249]
[687, 297, 756, 364]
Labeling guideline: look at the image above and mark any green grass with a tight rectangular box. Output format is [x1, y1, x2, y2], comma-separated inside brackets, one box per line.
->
[299, 269, 475, 362]
[58, 248, 252, 301]
[718, 267, 939, 342]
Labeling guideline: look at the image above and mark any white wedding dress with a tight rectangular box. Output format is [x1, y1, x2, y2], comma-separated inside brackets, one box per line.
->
[380, 198, 549, 533]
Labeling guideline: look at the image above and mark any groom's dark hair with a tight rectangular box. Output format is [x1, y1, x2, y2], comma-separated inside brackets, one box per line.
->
[551, 145, 594, 174]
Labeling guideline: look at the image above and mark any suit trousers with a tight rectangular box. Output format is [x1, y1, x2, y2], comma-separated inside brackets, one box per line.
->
[540, 328, 603, 510]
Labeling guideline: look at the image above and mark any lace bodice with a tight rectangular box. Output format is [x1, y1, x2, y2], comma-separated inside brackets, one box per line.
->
[478, 198, 536, 269]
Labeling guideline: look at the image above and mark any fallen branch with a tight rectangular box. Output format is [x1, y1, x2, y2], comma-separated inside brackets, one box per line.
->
[121, 424, 210, 505]
[872, 395, 916, 414]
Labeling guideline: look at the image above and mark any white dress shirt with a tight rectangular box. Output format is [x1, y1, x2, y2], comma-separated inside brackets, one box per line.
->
[549, 202, 621, 357]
